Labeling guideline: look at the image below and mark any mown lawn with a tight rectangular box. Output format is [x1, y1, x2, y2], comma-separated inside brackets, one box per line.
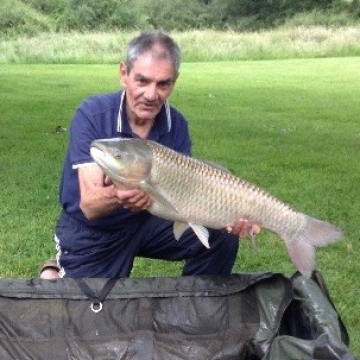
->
[0, 58, 359, 355]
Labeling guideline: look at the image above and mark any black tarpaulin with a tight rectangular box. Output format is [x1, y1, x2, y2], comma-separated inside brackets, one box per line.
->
[0, 272, 354, 359]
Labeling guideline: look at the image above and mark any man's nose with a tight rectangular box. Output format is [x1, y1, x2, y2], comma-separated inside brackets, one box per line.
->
[144, 83, 158, 101]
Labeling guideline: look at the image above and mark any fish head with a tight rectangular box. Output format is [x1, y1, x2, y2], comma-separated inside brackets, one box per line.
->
[90, 138, 152, 187]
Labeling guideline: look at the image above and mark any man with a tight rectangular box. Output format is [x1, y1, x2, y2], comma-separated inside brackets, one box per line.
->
[40, 31, 259, 279]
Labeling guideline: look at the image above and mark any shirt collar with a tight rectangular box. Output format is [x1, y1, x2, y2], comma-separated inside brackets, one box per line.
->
[117, 90, 172, 136]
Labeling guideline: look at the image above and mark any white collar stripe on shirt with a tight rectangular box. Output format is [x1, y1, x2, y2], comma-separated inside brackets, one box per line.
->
[117, 91, 172, 133]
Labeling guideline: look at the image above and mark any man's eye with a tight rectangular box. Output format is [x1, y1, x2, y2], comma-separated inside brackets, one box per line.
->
[158, 82, 171, 89]
[137, 78, 148, 85]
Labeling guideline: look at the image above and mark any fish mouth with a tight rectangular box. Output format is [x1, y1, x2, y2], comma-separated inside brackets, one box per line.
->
[90, 146, 105, 163]
[90, 146, 124, 181]
[90, 140, 119, 163]
[90, 144, 138, 186]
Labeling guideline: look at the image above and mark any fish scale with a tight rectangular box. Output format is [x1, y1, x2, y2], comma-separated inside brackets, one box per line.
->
[148, 140, 302, 232]
[90, 138, 344, 277]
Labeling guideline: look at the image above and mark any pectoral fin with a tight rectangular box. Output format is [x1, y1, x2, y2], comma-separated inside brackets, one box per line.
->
[173, 221, 190, 240]
[173, 221, 210, 249]
[139, 181, 210, 249]
[140, 181, 179, 214]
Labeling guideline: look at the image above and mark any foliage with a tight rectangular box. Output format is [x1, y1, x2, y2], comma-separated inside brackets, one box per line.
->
[1, 0, 359, 37]
[212, 0, 339, 28]
[131, 0, 211, 30]
[22, 0, 67, 16]
[57, 0, 136, 31]
[0, 0, 53, 37]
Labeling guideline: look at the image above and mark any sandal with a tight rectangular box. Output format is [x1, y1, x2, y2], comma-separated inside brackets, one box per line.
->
[39, 259, 60, 279]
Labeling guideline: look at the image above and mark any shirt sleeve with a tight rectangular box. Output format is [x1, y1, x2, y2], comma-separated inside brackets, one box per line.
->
[68, 100, 100, 168]
[177, 119, 192, 156]
[169, 108, 192, 156]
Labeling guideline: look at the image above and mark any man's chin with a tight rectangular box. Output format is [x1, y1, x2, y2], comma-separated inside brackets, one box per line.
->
[137, 109, 160, 120]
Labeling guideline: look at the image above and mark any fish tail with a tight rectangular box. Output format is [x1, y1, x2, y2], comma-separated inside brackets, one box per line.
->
[284, 215, 343, 278]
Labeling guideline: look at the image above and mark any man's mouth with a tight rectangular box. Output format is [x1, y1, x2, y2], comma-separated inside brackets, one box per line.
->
[142, 103, 157, 109]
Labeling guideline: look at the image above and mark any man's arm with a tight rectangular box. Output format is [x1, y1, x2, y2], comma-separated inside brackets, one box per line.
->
[78, 165, 152, 220]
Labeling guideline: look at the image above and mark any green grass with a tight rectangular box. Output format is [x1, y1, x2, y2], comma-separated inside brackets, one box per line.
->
[0, 59, 359, 355]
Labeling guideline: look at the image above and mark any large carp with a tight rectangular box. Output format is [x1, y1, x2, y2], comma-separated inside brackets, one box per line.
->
[90, 138, 343, 277]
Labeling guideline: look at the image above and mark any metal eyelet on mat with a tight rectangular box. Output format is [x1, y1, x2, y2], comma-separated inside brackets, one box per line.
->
[76, 278, 117, 314]
[90, 302, 103, 313]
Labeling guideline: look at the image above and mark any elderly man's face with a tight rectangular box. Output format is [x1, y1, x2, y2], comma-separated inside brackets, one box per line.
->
[120, 51, 178, 124]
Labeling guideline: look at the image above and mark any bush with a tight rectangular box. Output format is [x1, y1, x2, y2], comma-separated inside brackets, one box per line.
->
[0, 0, 53, 37]
[1, 0, 359, 37]
[131, 0, 210, 31]
[57, 0, 136, 31]
[57, 0, 210, 32]
[21, 0, 67, 16]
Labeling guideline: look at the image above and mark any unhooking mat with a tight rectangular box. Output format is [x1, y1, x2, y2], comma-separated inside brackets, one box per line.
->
[0, 271, 355, 359]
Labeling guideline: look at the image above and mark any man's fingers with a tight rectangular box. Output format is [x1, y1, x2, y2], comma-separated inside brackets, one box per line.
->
[251, 224, 261, 236]
[103, 175, 113, 186]
[225, 219, 261, 239]
[235, 219, 249, 238]
[120, 190, 152, 211]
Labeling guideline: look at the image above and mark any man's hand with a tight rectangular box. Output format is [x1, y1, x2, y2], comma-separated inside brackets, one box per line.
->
[224, 219, 261, 239]
[113, 188, 152, 212]
[104, 175, 152, 212]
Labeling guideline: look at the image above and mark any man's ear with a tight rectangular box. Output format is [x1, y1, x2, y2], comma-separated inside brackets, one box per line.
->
[119, 62, 127, 87]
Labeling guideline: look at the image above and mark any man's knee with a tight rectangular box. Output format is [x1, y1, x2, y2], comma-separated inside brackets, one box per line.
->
[183, 230, 239, 276]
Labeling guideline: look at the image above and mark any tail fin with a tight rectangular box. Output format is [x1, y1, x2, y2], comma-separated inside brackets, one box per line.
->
[284, 215, 343, 278]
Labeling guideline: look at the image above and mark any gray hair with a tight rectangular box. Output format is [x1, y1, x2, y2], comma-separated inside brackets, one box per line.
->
[125, 31, 181, 74]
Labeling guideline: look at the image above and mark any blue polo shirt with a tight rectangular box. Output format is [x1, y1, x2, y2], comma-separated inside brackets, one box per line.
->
[59, 90, 192, 228]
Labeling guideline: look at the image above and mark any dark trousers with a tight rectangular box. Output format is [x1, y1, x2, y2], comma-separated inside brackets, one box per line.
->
[56, 211, 239, 278]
